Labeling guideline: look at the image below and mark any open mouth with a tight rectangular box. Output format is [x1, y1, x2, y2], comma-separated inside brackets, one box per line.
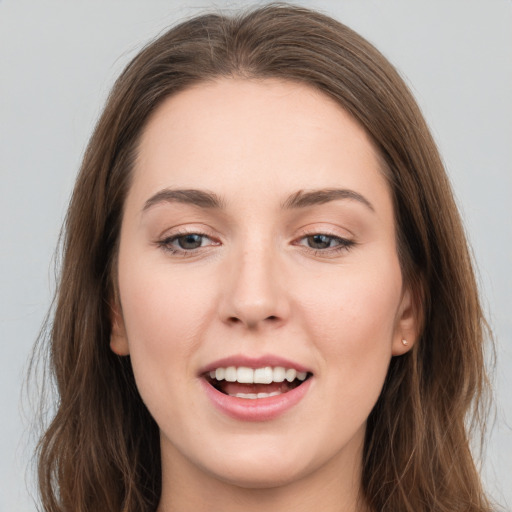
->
[205, 366, 313, 399]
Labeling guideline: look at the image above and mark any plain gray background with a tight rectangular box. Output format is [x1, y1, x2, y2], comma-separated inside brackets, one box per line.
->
[1, 0, 511, 510]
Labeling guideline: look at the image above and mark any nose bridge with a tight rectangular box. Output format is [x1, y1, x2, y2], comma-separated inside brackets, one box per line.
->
[221, 234, 288, 328]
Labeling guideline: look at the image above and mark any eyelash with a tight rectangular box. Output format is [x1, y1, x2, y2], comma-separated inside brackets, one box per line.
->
[156, 230, 219, 257]
[156, 230, 355, 257]
[294, 233, 356, 257]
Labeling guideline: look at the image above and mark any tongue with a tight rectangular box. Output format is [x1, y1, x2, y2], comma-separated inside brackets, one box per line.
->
[221, 381, 293, 396]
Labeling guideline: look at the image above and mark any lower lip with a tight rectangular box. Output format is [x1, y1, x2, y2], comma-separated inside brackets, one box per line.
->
[200, 378, 312, 422]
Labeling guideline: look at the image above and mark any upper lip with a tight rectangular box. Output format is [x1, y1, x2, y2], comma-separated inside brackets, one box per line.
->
[198, 354, 312, 376]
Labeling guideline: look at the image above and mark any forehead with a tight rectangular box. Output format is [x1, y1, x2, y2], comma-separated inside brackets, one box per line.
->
[131, 78, 391, 217]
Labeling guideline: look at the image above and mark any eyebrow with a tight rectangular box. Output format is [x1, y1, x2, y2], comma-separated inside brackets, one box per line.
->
[142, 187, 374, 213]
[281, 188, 375, 212]
[143, 188, 225, 211]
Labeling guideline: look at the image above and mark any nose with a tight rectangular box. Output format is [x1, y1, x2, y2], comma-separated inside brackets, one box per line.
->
[219, 244, 290, 330]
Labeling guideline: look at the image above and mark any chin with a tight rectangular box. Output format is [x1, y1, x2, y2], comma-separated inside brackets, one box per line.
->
[211, 461, 310, 490]
[195, 439, 320, 490]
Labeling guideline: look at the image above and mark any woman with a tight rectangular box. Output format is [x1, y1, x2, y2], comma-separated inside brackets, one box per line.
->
[34, 4, 494, 511]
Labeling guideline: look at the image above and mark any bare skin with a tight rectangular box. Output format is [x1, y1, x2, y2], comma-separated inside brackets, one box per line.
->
[111, 78, 418, 512]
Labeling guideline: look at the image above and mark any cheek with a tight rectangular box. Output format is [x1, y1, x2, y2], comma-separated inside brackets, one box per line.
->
[297, 259, 402, 400]
[119, 249, 216, 343]
[116, 257, 216, 412]
[301, 262, 402, 342]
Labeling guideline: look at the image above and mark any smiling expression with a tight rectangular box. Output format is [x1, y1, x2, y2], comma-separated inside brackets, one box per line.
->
[110, 78, 417, 495]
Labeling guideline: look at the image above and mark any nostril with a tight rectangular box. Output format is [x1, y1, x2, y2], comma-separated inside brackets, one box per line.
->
[226, 315, 280, 327]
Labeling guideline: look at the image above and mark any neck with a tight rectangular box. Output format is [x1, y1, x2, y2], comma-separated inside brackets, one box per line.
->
[157, 433, 369, 512]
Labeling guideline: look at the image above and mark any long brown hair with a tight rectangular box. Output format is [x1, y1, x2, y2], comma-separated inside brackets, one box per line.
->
[33, 3, 493, 511]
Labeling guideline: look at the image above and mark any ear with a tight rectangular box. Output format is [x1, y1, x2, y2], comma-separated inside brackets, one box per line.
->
[392, 285, 422, 356]
[109, 300, 130, 356]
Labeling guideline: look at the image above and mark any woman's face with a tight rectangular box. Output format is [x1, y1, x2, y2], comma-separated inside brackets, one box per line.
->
[112, 78, 416, 491]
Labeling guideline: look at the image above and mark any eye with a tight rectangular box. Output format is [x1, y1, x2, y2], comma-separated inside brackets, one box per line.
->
[157, 232, 219, 255]
[303, 234, 340, 250]
[295, 233, 355, 254]
[174, 233, 207, 250]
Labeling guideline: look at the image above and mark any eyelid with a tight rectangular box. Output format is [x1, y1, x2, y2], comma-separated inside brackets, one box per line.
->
[291, 225, 357, 257]
[294, 220, 356, 238]
[294, 233, 355, 248]
[292, 223, 355, 241]
[156, 222, 218, 239]
[155, 223, 356, 258]
[156, 226, 221, 256]
[296, 233, 350, 245]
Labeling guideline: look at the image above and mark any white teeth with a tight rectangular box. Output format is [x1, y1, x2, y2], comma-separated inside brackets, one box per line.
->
[225, 366, 237, 382]
[234, 391, 281, 399]
[285, 369, 297, 382]
[235, 393, 258, 399]
[254, 367, 273, 384]
[236, 367, 254, 383]
[272, 367, 286, 382]
[208, 365, 309, 384]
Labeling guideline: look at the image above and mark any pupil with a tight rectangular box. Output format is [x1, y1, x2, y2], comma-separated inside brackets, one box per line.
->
[308, 234, 331, 249]
[178, 234, 202, 249]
